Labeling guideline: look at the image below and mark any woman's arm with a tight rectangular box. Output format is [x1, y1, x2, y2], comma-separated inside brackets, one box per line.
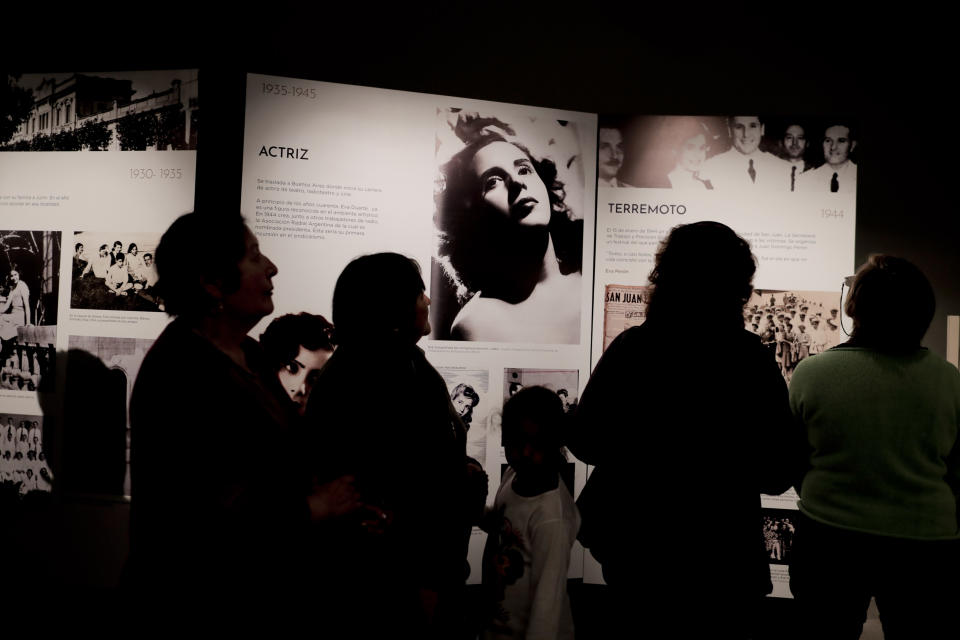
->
[21, 285, 30, 325]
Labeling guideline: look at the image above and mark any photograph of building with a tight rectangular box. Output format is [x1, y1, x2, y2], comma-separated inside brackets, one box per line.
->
[2, 70, 198, 151]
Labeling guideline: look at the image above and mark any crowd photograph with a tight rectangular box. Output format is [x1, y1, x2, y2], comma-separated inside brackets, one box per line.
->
[762, 510, 797, 564]
[0, 414, 52, 497]
[744, 289, 846, 382]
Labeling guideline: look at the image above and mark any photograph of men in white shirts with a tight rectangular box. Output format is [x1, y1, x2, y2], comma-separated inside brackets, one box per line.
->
[780, 123, 814, 192]
[598, 126, 627, 187]
[798, 123, 857, 194]
[700, 116, 791, 191]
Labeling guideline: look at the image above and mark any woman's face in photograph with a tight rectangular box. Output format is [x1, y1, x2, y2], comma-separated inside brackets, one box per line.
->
[279, 345, 333, 413]
[471, 141, 551, 226]
[452, 393, 473, 418]
[678, 133, 707, 173]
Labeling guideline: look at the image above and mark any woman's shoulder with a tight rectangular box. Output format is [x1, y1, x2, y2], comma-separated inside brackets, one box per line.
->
[450, 295, 515, 341]
[912, 349, 960, 384]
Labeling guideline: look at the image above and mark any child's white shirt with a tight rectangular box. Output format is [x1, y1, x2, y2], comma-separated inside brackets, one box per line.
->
[482, 466, 580, 640]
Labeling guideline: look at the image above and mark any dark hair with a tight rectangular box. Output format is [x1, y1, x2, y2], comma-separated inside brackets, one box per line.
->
[99, 244, 108, 252]
[782, 121, 807, 137]
[728, 115, 764, 128]
[143, 253, 152, 260]
[646, 222, 756, 331]
[155, 212, 247, 318]
[75, 243, 83, 252]
[599, 117, 627, 133]
[333, 252, 424, 345]
[115, 252, 125, 263]
[823, 122, 856, 141]
[112, 241, 122, 249]
[260, 312, 336, 373]
[451, 382, 479, 406]
[436, 134, 581, 303]
[502, 385, 565, 454]
[845, 255, 934, 350]
[128, 243, 138, 252]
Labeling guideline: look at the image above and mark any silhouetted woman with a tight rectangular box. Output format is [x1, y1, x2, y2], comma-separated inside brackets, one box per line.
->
[789, 255, 960, 638]
[571, 221, 796, 637]
[304, 252, 486, 638]
[129, 213, 361, 608]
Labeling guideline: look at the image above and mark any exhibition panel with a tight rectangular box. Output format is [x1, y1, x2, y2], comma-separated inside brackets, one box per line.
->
[591, 114, 858, 594]
[0, 70, 199, 498]
[241, 73, 598, 582]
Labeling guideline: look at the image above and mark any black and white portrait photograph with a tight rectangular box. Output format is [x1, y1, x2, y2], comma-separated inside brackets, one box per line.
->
[762, 509, 797, 565]
[1, 71, 198, 152]
[66, 336, 153, 497]
[438, 368, 491, 468]
[0, 230, 59, 393]
[431, 107, 587, 344]
[70, 231, 162, 312]
[0, 413, 52, 499]
[503, 368, 579, 414]
[745, 289, 847, 383]
[598, 115, 858, 195]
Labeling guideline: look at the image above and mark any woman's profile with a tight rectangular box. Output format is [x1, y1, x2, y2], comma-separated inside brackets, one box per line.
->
[128, 212, 363, 607]
[434, 122, 583, 344]
[304, 252, 487, 636]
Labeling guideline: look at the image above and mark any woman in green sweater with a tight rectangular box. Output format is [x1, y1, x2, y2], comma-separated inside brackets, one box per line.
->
[789, 255, 960, 638]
